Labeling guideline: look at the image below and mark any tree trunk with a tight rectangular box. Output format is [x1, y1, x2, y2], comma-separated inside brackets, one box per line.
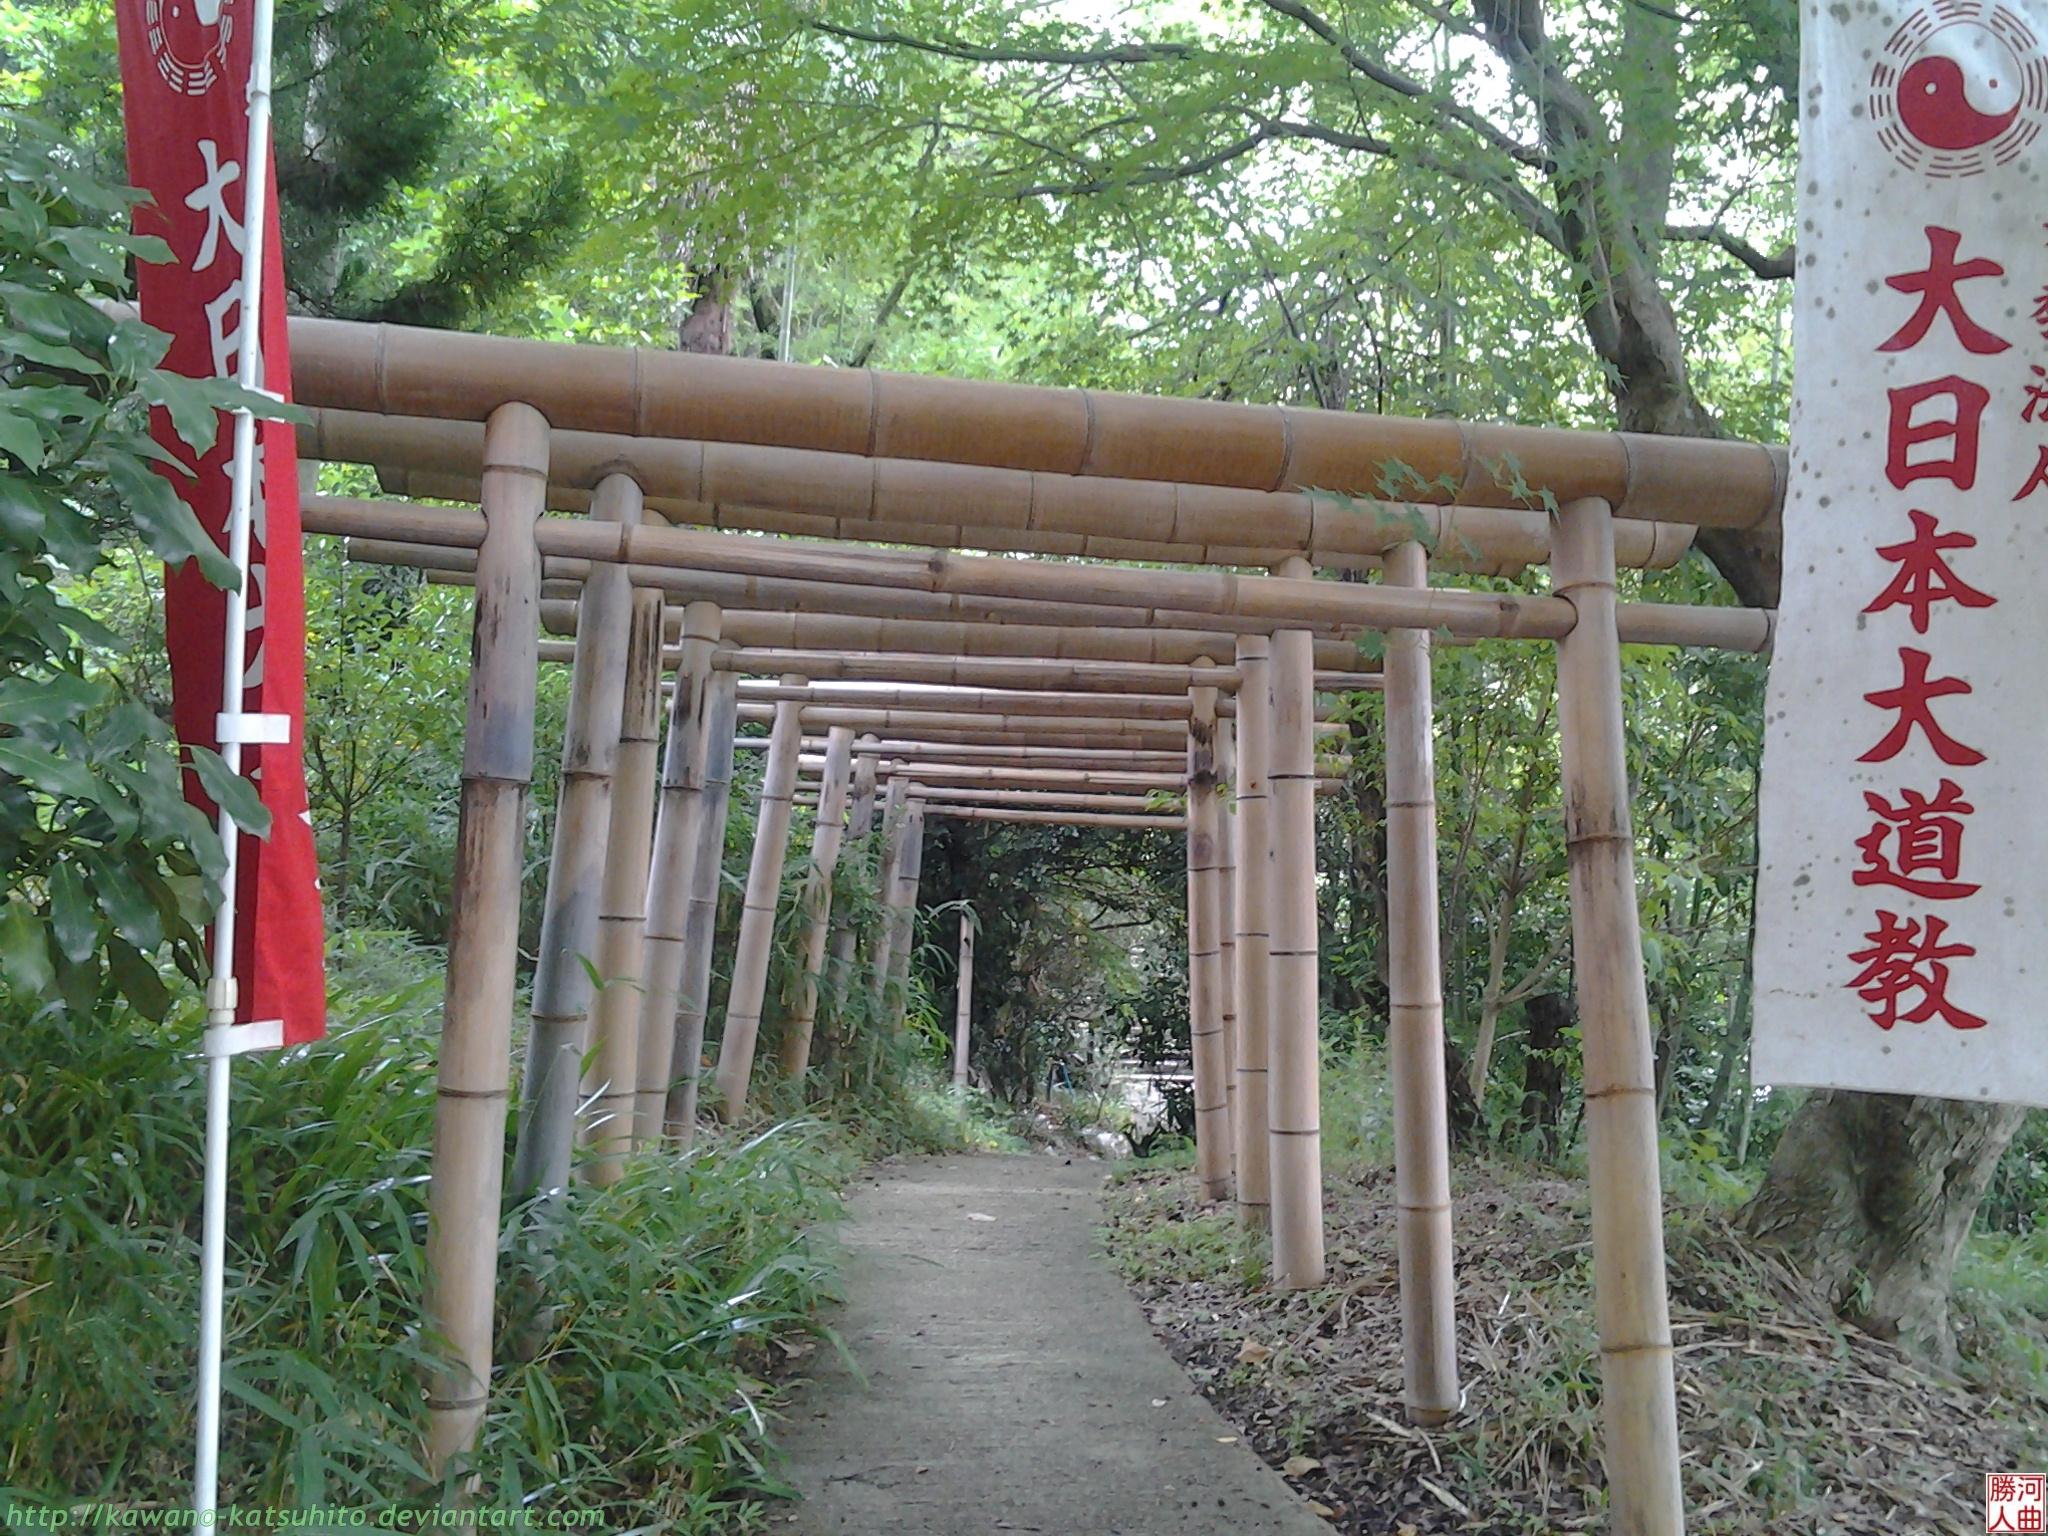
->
[1516, 992, 1570, 1160]
[1743, 1093, 2025, 1363]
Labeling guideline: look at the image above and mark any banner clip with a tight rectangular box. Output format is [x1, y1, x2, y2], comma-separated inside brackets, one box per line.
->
[203, 1019, 286, 1058]
[215, 711, 292, 745]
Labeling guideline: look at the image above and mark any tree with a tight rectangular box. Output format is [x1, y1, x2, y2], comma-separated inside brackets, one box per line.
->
[791, 0, 2018, 1354]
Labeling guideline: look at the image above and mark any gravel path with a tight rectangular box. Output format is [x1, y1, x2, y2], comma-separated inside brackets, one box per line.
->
[774, 1153, 1329, 1535]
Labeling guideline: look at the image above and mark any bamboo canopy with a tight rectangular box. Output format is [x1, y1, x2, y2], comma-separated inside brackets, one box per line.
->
[315, 494, 1775, 653]
[289, 318, 1782, 527]
[922, 805, 1185, 830]
[306, 407, 1697, 573]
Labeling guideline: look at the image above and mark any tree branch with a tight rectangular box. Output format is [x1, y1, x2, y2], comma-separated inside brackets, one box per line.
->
[812, 20, 1196, 66]
[1664, 223, 1795, 279]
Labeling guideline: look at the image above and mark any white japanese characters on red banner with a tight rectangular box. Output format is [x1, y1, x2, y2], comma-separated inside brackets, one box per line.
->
[1754, 0, 2048, 1108]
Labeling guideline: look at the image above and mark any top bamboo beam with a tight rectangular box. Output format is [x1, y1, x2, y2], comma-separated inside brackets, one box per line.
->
[289, 319, 1784, 529]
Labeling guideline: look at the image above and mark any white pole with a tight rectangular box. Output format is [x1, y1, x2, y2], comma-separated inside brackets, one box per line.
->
[196, 0, 283, 1514]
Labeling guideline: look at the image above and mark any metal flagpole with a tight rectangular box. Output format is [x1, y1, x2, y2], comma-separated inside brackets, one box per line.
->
[195, 0, 286, 1513]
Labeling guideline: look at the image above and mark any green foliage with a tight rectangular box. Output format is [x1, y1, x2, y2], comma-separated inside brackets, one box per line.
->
[0, 114, 286, 1020]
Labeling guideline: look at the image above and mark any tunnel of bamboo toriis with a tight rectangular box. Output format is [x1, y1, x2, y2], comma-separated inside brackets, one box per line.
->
[257, 310, 1787, 1535]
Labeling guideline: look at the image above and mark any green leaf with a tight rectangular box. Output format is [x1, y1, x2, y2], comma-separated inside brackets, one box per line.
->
[0, 897, 53, 995]
[107, 934, 173, 1020]
[0, 412, 46, 470]
[190, 746, 274, 839]
[0, 739, 101, 802]
[46, 860, 97, 963]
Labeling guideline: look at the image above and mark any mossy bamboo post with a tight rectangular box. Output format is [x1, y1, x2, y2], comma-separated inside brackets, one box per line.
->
[1217, 714, 1238, 1184]
[881, 800, 928, 1033]
[951, 911, 975, 1089]
[421, 401, 547, 1478]
[633, 600, 723, 1149]
[663, 672, 738, 1144]
[1267, 557, 1325, 1290]
[1232, 635, 1273, 1231]
[820, 742, 880, 1065]
[778, 724, 856, 1082]
[868, 777, 909, 1009]
[509, 473, 638, 1203]
[1383, 541, 1460, 1425]
[1553, 499, 1683, 1535]
[1186, 672, 1232, 1202]
[577, 586, 664, 1184]
[711, 679, 806, 1121]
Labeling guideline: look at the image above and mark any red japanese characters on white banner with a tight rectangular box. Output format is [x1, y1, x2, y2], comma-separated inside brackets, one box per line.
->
[1754, 0, 2048, 1107]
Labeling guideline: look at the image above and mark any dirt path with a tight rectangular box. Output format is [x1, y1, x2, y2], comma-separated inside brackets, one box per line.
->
[774, 1154, 1328, 1535]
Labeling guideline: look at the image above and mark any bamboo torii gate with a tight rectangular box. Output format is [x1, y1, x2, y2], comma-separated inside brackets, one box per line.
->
[293, 314, 1781, 1536]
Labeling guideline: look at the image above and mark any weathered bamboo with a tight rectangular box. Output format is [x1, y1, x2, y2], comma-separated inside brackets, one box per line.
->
[1382, 542, 1460, 1425]
[1217, 714, 1239, 1184]
[633, 600, 723, 1149]
[881, 801, 929, 1032]
[1186, 674, 1232, 1202]
[951, 911, 975, 1090]
[509, 474, 639, 1203]
[779, 725, 856, 1082]
[1267, 558, 1325, 1292]
[577, 586, 665, 1183]
[924, 806, 1185, 829]
[289, 321, 1783, 526]
[663, 673, 739, 1144]
[711, 680, 807, 1122]
[820, 743, 881, 1057]
[1232, 635, 1274, 1232]
[736, 680, 1204, 720]
[312, 497, 1773, 653]
[1552, 500, 1684, 1535]
[867, 776, 910, 1013]
[719, 648, 1245, 694]
[861, 785, 1176, 812]
[421, 401, 546, 1477]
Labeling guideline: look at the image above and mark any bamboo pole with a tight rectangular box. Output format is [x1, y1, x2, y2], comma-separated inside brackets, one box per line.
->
[868, 777, 909, 1012]
[288, 321, 1782, 526]
[779, 725, 856, 1082]
[310, 496, 1772, 654]
[951, 911, 975, 1090]
[923, 805, 1186, 829]
[1267, 557, 1325, 1291]
[881, 801, 928, 1033]
[1186, 672, 1232, 1202]
[633, 600, 723, 1149]
[421, 401, 546, 1477]
[735, 680, 1206, 720]
[1383, 542, 1460, 1425]
[860, 785, 1176, 812]
[718, 648, 1247, 695]
[663, 673, 739, 1144]
[1217, 714, 1239, 1185]
[711, 680, 806, 1122]
[820, 742, 880, 1063]
[508, 474, 638, 1203]
[578, 586, 665, 1183]
[1232, 635, 1274, 1232]
[1552, 499, 1684, 1536]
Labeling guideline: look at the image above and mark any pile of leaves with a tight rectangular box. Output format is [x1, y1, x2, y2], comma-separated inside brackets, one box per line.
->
[1106, 1160, 2048, 1535]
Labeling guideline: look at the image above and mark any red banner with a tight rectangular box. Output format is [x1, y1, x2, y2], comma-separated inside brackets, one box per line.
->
[115, 0, 326, 1044]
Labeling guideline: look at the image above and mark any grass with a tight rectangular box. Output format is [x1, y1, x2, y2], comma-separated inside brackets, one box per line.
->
[0, 928, 997, 1527]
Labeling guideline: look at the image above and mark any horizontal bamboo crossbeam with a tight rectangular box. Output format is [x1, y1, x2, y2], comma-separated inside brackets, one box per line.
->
[920, 804, 1186, 830]
[289, 319, 1783, 528]
[319, 496, 1774, 653]
[735, 680, 1200, 720]
[309, 409, 1697, 572]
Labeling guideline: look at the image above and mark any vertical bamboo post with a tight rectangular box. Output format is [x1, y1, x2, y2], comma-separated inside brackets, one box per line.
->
[509, 473, 638, 1203]
[823, 742, 880, 1022]
[578, 586, 664, 1184]
[711, 678, 806, 1121]
[1553, 499, 1684, 1535]
[778, 724, 856, 1081]
[1217, 714, 1239, 1182]
[664, 673, 739, 1144]
[1383, 541, 1461, 1424]
[633, 600, 723, 1149]
[868, 776, 909, 1007]
[951, 910, 975, 1089]
[1267, 556, 1326, 1290]
[882, 801, 928, 1034]
[1186, 670, 1232, 1202]
[1233, 634, 1274, 1232]
[422, 401, 546, 1478]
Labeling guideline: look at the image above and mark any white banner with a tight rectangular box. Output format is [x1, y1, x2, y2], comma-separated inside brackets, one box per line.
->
[1754, 0, 2048, 1107]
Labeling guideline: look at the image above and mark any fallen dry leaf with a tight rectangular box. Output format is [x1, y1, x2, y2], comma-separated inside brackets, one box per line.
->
[1306, 1500, 1336, 1519]
[1282, 1454, 1322, 1478]
[1236, 1339, 1274, 1365]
